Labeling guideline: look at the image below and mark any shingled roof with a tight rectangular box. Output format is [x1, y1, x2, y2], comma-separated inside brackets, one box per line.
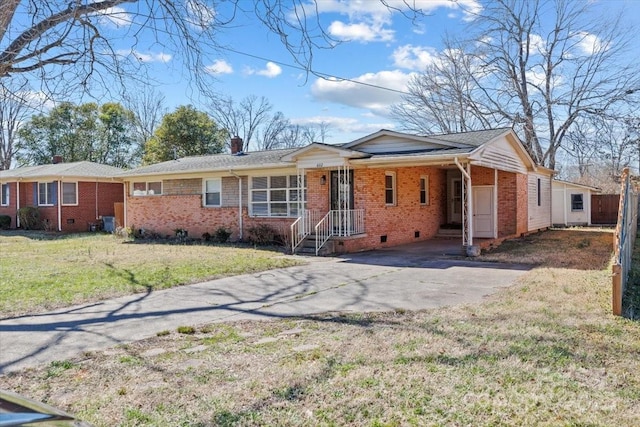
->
[118, 148, 299, 177]
[0, 161, 124, 180]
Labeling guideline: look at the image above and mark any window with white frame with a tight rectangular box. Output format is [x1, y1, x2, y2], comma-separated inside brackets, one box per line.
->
[61, 182, 78, 205]
[132, 181, 162, 196]
[38, 182, 55, 206]
[203, 178, 221, 207]
[571, 194, 584, 211]
[385, 172, 396, 206]
[420, 176, 429, 205]
[1, 183, 8, 206]
[250, 175, 306, 217]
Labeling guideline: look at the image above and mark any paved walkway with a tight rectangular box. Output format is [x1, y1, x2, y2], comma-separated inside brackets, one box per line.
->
[0, 243, 529, 373]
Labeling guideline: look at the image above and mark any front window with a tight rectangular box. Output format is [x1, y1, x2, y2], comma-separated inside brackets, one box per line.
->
[132, 181, 162, 196]
[385, 172, 396, 206]
[61, 182, 78, 205]
[204, 178, 221, 207]
[250, 175, 306, 217]
[38, 182, 55, 206]
[571, 194, 584, 211]
[1, 183, 8, 206]
[420, 176, 429, 205]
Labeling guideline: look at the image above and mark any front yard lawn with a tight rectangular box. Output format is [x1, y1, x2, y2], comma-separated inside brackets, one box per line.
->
[0, 231, 301, 319]
[3, 229, 640, 426]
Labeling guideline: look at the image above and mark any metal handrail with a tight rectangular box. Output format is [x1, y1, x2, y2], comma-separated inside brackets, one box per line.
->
[315, 209, 365, 255]
[291, 210, 320, 253]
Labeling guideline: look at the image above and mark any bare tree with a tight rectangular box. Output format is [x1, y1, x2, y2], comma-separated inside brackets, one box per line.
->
[258, 112, 290, 150]
[209, 95, 272, 152]
[1, 2, 422, 98]
[123, 87, 166, 163]
[0, 80, 36, 169]
[394, 0, 640, 169]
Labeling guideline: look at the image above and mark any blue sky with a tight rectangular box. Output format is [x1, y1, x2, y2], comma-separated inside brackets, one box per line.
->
[58, 0, 640, 144]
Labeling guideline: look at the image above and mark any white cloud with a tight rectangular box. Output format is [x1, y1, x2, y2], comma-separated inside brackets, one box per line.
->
[574, 31, 608, 55]
[311, 0, 482, 22]
[328, 20, 394, 43]
[205, 59, 233, 75]
[186, 0, 216, 30]
[291, 116, 395, 136]
[245, 62, 282, 78]
[527, 34, 546, 55]
[117, 50, 172, 63]
[311, 70, 413, 116]
[97, 6, 131, 28]
[392, 45, 438, 70]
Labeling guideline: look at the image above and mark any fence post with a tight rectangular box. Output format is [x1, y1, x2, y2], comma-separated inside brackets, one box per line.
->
[612, 263, 623, 316]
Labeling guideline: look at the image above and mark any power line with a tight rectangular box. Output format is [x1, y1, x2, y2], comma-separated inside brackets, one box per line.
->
[222, 46, 411, 96]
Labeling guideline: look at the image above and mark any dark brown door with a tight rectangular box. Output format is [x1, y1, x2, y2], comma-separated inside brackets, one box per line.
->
[591, 194, 620, 225]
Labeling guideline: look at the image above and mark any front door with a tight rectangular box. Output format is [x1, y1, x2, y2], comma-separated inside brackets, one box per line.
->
[473, 186, 494, 238]
[330, 170, 353, 211]
[449, 178, 462, 223]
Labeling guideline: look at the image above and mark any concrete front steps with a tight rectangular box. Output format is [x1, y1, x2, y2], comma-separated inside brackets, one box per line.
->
[294, 234, 335, 256]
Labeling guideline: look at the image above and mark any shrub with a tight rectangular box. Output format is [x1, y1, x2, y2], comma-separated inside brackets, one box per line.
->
[248, 223, 280, 245]
[0, 215, 11, 229]
[213, 227, 231, 243]
[17, 206, 41, 230]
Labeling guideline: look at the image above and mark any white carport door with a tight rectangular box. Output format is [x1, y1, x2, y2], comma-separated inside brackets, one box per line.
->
[473, 186, 494, 238]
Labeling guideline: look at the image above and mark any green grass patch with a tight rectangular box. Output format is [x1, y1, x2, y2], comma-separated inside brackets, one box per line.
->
[0, 232, 301, 318]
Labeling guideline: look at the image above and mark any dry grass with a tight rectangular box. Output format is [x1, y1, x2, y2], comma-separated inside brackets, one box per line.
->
[0, 231, 301, 318]
[3, 229, 640, 426]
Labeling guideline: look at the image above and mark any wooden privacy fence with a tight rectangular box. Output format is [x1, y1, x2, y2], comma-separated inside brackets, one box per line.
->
[612, 168, 639, 316]
[592, 194, 620, 225]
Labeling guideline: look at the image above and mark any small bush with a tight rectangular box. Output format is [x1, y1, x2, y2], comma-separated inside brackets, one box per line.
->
[114, 226, 133, 239]
[248, 223, 280, 245]
[0, 214, 11, 229]
[17, 206, 41, 230]
[213, 227, 231, 243]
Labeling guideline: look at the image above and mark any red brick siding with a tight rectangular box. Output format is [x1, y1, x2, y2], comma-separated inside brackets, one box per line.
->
[126, 193, 294, 240]
[333, 166, 447, 253]
[0, 181, 123, 232]
[0, 182, 17, 227]
[516, 173, 529, 235]
[497, 171, 517, 237]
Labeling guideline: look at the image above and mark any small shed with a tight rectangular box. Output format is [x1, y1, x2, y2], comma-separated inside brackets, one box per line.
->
[552, 179, 600, 226]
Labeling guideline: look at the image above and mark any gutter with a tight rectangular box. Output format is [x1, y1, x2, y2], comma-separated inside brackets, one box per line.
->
[229, 170, 243, 240]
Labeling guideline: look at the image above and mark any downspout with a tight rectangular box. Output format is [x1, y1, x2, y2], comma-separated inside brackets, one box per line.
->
[57, 179, 62, 231]
[123, 181, 128, 229]
[95, 181, 99, 220]
[16, 179, 20, 228]
[229, 170, 243, 240]
[454, 157, 472, 247]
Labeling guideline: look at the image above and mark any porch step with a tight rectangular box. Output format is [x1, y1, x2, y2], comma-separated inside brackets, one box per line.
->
[294, 234, 334, 256]
[436, 228, 462, 238]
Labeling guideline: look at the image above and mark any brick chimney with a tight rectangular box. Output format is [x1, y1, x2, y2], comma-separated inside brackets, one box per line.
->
[52, 155, 63, 164]
[230, 136, 243, 154]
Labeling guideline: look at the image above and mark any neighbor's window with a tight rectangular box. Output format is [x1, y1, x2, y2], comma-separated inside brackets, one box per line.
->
[1, 183, 8, 206]
[571, 194, 584, 211]
[250, 175, 306, 217]
[385, 172, 396, 206]
[61, 182, 78, 205]
[420, 176, 429, 205]
[537, 178, 541, 206]
[132, 181, 162, 196]
[38, 182, 55, 206]
[203, 178, 221, 207]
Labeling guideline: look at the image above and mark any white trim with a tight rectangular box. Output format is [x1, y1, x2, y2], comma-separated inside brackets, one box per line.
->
[37, 181, 55, 206]
[60, 181, 79, 206]
[249, 173, 306, 218]
[131, 181, 163, 196]
[202, 177, 222, 207]
[0, 183, 9, 206]
[385, 171, 396, 206]
[420, 175, 429, 206]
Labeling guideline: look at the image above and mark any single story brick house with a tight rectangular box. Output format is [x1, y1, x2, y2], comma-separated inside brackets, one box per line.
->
[120, 128, 554, 255]
[552, 179, 600, 226]
[0, 160, 124, 232]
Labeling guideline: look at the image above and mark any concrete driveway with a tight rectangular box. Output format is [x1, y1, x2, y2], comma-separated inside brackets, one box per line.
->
[0, 240, 529, 373]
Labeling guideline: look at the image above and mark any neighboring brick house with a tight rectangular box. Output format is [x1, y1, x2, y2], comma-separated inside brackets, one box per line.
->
[120, 128, 554, 255]
[0, 160, 124, 232]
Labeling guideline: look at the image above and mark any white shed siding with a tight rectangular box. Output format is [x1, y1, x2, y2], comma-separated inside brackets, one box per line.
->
[470, 138, 528, 174]
[356, 136, 447, 154]
[551, 181, 592, 226]
[528, 172, 552, 231]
